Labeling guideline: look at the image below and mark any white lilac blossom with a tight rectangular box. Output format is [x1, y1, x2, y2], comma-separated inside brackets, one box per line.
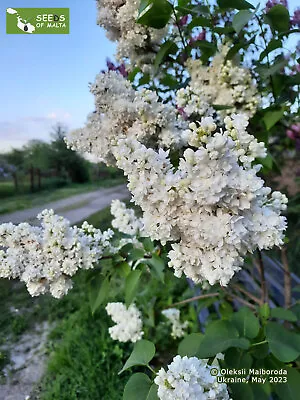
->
[176, 45, 260, 119]
[154, 355, 230, 400]
[114, 113, 287, 286]
[0, 210, 114, 298]
[105, 302, 144, 343]
[162, 308, 188, 338]
[67, 71, 186, 165]
[96, 0, 167, 72]
[111, 199, 144, 235]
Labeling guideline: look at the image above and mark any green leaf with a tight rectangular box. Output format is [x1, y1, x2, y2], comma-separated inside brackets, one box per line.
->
[146, 254, 165, 282]
[137, 0, 173, 29]
[154, 40, 178, 73]
[274, 367, 300, 400]
[217, 0, 255, 10]
[225, 348, 253, 369]
[270, 307, 297, 322]
[225, 37, 255, 61]
[139, 73, 150, 85]
[233, 10, 254, 34]
[89, 276, 110, 315]
[256, 56, 288, 78]
[263, 108, 285, 130]
[259, 38, 282, 62]
[219, 301, 234, 319]
[266, 5, 290, 33]
[147, 384, 159, 400]
[230, 383, 254, 400]
[123, 373, 153, 400]
[257, 153, 273, 171]
[231, 307, 260, 339]
[196, 40, 217, 52]
[178, 333, 204, 357]
[120, 340, 156, 374]
[188, 16, 212, 29]
[128, 248, 145, 262]
[125, 269, 142, 306]
[258, 303, 270, 320]
[197, 320, 250, 358]
[251, 341, 269, 359]
[250, 382, 271, 400]
[286, 73, 300, 86]
[142, 237, 155, 253]
[265, 322, 300, 362]
[128, 67, 141, 82]
[117, 261, 131, 277]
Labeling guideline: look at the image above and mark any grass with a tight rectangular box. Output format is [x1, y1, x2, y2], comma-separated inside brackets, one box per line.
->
[33, 303, 131, 400]
[0, 178, 125, 215]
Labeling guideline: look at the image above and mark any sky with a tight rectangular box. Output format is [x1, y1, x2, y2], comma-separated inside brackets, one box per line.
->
[0, 0, 299, 152]
[0, 0, 115, 152]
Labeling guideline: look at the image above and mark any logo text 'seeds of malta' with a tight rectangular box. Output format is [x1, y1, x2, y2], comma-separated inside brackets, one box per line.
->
[6, 8, 69, 34]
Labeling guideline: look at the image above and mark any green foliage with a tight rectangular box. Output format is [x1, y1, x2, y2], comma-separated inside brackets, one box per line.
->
[145, 254, 165, 283]
[125, 270, 143, 306]
[120, 340, 156, 374]
[217, 0, 254, 10]
[270, 307, 298, 322]
[89, 276, 110, 315]
[231, 307, 260, 339]
[263, 107, 285, 130]
[178, 333, 204, 357]
[232, 10, 254, 34]
[192, 320, 250, 358]
[266, 5, 290, 33]
[137, 0, 172, 29]
[265, 322, 300, 362]
[123, 373, 158, 400]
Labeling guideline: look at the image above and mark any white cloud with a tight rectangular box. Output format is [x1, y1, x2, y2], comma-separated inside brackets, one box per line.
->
[0, 111, 73, 153]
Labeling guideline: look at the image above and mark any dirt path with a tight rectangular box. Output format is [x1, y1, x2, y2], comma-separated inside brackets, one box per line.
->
[0, 184, 129, 225]
[0, 322, 50, 400]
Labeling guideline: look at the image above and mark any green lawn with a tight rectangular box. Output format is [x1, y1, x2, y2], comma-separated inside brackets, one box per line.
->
[0, 178, 125, 215]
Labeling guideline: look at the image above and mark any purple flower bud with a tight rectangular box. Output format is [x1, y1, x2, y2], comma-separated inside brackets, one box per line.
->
[286, 129, 296, 139]
[266, 0, 288, 12]
[291, 124, 300, 133]
[178, 15, 189, 27]
[106, 58, 117, 71]
[188, 30, 206, 46]
[291, 8, 300, 28]
[118, 64, 128, 78]
[286, 123, 300, 141]
[177, 106, 188, 120]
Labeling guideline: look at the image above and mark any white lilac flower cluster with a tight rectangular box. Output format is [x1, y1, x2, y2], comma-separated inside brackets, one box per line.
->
[111, 199, 144, 235]
[114, 113, 287, 286]
[162, 308, 188, 338]
[105, 302, 144, 343]
[154, 355, 230, 400]
[96, 0, 167, 72]
[177, 45, 260, 119]
[67, 71, 186, 165]
[0, 210, 114, 298]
